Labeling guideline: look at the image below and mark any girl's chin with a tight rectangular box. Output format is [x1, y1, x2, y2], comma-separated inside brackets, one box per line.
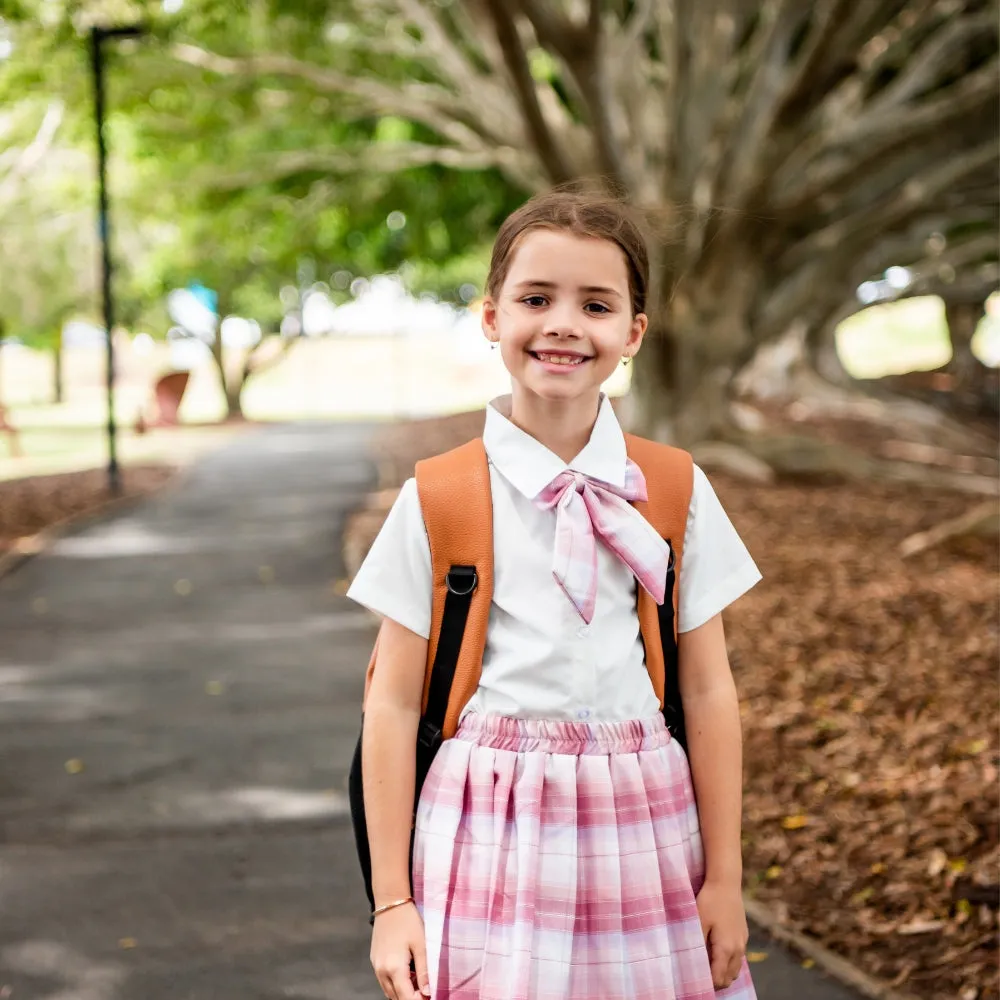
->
[513, 377, 605, 403]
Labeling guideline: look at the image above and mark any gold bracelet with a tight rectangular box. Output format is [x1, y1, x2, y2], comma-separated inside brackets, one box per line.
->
[371, 896, 414, 919]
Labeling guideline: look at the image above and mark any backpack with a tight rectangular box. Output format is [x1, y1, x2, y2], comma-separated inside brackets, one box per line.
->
[348, 434, 694, 915]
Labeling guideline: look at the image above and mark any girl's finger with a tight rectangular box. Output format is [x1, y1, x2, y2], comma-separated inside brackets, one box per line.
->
[726, 952, 744, 986]
[412, 938, 431, 997]
[390, 965, 416, 1000]
[711, 946, 733, 989]
[378, 972, 397, 1000]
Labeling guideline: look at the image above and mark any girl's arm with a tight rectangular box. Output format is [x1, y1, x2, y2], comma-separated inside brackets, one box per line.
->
[363, 615, 427, 900]
[363, 616, 431, 999]
[678, 611, 744, 883]
[678, 611, 748, 988]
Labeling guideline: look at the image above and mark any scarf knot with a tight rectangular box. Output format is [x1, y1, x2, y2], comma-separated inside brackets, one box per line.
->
[534, 459, 671, 623]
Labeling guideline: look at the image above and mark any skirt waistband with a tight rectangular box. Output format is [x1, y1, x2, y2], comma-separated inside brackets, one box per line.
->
[454, 713, 671, 755]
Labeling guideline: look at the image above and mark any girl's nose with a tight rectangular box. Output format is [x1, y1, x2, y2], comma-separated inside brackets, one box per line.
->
[542, 304, 582, 338]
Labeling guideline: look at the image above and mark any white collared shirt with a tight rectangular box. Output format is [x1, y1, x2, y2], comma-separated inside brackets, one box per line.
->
[347, 395, 761, 723]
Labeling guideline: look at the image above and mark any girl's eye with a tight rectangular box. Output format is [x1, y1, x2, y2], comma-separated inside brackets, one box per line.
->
[585, 302, 611, 314]
[521, 295, 548, 308]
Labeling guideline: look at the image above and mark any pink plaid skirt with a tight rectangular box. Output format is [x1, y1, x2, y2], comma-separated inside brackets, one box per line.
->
[413, 713, 757, 1000]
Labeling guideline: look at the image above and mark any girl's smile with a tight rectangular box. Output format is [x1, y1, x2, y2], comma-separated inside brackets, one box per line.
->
[528, 348, 594, 373]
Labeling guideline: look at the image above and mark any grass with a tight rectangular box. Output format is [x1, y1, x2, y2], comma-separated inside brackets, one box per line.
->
[0, 423, 245, 483]
[1, 295, 996, 481]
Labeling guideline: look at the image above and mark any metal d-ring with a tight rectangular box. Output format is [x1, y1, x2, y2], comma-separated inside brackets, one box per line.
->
[445, 567, 478, 596]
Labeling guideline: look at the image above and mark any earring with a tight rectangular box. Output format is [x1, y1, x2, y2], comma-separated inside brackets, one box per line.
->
[490, 342, 498, 351]
[621, 355, 632, 366]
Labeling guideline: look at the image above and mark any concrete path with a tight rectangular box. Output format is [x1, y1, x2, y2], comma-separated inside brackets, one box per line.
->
[0, 423, 864, 999]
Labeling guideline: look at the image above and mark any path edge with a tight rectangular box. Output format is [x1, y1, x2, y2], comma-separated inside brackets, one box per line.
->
[743, 896, 922, 1000]
[0, 465, 187, 581]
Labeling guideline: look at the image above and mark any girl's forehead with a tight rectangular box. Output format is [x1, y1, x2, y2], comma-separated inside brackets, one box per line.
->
[505, 229, 630, 288]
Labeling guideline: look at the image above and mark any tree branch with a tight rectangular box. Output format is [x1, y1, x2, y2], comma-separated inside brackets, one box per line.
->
[764, 211, 999, 349]
[515, 0, 625, 185]
[516, 0, 591, 61]
[243, 332, 298, 382]
[203, 143, 533, 191]
[844, 208, 999, 282]
[605, 0, 665, 198]
[714, 0, 811, 208]
[169, 41, 521, 156]
[907, 266, 999, 304]
[865, 12, 997, 114]
[0, 101, 64, 207]
[392, 0, 528, 135]
[574, 20, 629, 185]
[395, 0, 483, 89]
[779, 141, 999, 271]
[781, 0, 906, 112]
[482, 0, 572, 182]
[771, 56, 1000, 213]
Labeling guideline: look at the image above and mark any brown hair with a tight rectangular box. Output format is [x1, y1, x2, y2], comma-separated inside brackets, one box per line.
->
[486, 189, 650, 316]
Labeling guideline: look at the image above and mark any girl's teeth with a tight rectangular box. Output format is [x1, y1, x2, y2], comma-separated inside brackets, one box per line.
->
[537, 353, 582, 365]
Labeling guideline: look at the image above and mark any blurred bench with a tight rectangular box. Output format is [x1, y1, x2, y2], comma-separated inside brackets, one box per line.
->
[0, 404, 21, 457]
[136, 370, 191, 433]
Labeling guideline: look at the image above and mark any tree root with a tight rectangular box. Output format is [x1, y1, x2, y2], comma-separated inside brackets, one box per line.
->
[899, 499, 999, 558]
[693, 431, 999, 496]
[781, 368, 995, 455]
[690, 441, 776, 483]
[736, 333, 997, 457]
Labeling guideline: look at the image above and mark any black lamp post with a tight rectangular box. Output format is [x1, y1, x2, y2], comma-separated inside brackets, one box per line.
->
[89, 24, 144, 496]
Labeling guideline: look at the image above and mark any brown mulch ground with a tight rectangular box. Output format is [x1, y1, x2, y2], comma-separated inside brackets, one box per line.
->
[0, 465, 176, 556]
[345, 407, 999, 1000]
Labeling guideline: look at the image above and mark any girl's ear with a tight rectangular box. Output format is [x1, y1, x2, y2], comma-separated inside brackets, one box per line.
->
[481, 297, 499, 344]
[625, 312, 648, 358]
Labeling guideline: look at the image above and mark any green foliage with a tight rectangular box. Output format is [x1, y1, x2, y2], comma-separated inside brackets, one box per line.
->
[0, 0, 524, 345]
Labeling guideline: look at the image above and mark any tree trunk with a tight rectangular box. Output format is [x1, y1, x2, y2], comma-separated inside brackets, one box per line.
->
[207, 337, 244, 421]
[626, 253, 759, 445]
[224, 378, 244, 420]
[52, 329, 63, 404]
[806, 318, 855, 388]
[944, 298, 992, 407]
[207, 292, 244, 421]
[629, 333, 738, 445]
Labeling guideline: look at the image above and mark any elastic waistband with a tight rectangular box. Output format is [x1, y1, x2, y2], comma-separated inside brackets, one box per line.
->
[454, 713, 671, 755]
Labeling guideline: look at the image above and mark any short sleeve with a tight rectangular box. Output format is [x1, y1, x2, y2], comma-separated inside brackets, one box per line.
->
[678, 465, 762, 632]
[345, 477, 432, 639]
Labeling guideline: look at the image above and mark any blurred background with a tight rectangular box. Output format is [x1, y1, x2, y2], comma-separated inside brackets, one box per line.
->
[0, 3, 996, 1000]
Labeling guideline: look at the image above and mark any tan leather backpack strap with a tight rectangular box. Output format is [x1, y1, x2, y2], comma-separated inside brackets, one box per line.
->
[624, 434, 694, 708]
[415, 439, 494, 739]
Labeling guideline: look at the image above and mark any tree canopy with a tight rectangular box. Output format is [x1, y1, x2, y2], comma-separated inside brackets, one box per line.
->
[0, 0, 524, 345]
[163, 0, 998, 440]
[0, 1, 996, 441]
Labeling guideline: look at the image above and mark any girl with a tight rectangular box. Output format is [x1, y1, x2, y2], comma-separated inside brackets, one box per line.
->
[347, 190, 761, 1000]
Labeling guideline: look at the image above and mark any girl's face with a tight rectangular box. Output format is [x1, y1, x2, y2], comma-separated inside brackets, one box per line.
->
[482, 229, 647, 408]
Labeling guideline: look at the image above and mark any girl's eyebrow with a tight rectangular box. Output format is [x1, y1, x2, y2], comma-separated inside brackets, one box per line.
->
[513, 280, 623, 299]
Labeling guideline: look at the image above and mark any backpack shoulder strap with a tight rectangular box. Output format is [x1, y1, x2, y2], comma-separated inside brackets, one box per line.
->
[623, 434, 694, 708]
[415, 438, 494, 740]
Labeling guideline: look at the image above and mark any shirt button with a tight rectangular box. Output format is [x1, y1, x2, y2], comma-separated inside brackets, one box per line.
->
[577, 708, 591, 720]
[577, 625, 590, 638]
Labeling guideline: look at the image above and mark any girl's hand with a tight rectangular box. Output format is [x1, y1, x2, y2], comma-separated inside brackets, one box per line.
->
[371, 901, 431, 999]
[695, 879, 749, 991]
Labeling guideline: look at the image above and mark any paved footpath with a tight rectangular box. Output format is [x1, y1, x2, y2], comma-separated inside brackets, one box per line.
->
[0, 423, 864, 1000]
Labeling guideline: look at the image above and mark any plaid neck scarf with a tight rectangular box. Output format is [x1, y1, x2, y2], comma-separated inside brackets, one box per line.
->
[533, 459, 671, 623]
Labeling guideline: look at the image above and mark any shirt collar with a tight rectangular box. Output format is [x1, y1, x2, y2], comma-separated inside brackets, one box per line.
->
[483, 394, 628, 500]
